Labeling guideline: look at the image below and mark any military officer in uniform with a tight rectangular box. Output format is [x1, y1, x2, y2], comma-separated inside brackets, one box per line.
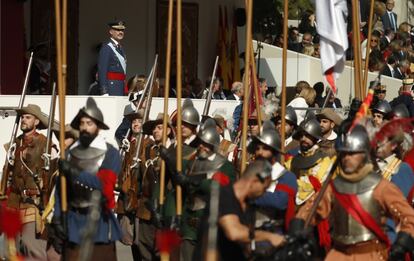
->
[4, 104, 49, 259]
[166, 119, 236, 261]
[98, 20, 127, 96]
[53, 97, 122, 260]
[371, 100, 392, 128]
[294, 125, 414, 261]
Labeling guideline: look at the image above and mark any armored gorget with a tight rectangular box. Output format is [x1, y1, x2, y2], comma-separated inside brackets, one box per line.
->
[332, 171, 384, 245]
[68, 144, 107, 209]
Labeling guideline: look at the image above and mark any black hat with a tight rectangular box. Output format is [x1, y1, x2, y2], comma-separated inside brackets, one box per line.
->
[108, 20, 126, 30]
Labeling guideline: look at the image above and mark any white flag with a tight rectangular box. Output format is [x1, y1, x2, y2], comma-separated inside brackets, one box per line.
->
[316, 0, 348, 93]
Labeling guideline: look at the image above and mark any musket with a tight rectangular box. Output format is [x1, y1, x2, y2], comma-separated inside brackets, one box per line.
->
[202, 56, 219, 117]
[0, 51, 34, 197]
[130, 54, 159, 169]
[119, 57, 157, 159]
[40, 82, 57, 208]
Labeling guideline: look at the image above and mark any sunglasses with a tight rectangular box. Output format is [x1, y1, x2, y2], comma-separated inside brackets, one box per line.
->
[375, 90, 386, 94]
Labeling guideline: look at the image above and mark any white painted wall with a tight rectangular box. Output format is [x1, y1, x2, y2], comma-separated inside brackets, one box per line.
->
[78, 0, 245, 94]
[0, 95, 240, 170]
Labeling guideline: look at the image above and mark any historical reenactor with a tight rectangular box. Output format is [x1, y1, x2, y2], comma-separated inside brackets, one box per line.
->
[274, 106, 298, 151]
[4, 104, 49, 259]
[293, 125, 414, 261]
[52, 97, 122, 260]
[247, 120, 297, 257]
[374, 123, 414, 242]
[212, 114, 236, 159]
[164, 118, 236, 261]
[371, 100, 392, 128]
[316, 108, 343, 157]
[116, 109, 147, 247]
[132, 112, 174, 260]
[98, 20, 127, 96]
[390, 78, 414, 117]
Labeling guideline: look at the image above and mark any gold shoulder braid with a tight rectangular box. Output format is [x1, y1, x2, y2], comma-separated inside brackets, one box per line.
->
[382, 158, 402, 181]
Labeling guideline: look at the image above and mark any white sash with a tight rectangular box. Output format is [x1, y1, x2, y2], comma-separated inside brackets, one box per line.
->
[107, 42, 126, 73]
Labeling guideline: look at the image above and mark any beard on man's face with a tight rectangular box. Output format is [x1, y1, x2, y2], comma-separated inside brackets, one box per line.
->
[79, 130, 98, 147]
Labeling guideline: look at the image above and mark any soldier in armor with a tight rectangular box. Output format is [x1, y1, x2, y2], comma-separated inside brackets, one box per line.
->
[4, 104, 49, 259]
[176, 99, 199, 159]
[246, 121, 297, 256]
[167, 118, 236, 261]
[391, 103, 410, 119]
[133, 112, 175, 260]
[274, 106, 298, 150]
[371, 100, 392, 128]
[285, 118, 335, 205]
[374, 126, 414, 242]
[53, 97, 122, 260]
[294, 124, 414, 261]
[316, 108, 343, 157]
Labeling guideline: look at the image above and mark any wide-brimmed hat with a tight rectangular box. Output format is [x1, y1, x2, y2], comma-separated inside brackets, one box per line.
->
[16, 104, 48, 130]
[142, 113, 172, 135]
[316, 108, 343, 126]
[52, 123, 80, 140]
[213, 114, 226, 130]
[125, 109, 144, 122]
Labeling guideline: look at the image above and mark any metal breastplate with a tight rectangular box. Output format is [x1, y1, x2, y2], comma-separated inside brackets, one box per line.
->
[332, 172, 384, 245]
[68, 145, 107, 208]
[187, 154, 227, 211]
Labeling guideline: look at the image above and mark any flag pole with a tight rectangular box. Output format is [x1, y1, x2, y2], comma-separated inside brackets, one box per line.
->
[351, 0, 363, 100]
[240, 0, 253, 173]
[159, 0, 174, 207]
[362, 0, 375, 94]
[176, 0, 183, 217]
[279, 0, 289, 161]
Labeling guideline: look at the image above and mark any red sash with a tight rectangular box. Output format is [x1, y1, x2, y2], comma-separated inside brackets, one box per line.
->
[331, 183, 390, 247]
[107, 72, 126, 81]
[275, 184, 295, 231]
[308, 175, 331, 248]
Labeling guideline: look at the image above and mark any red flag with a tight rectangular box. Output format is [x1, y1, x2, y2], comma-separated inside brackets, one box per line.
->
[316, 0, 348, 94]
[248, 67, 263, 117]
[349, 89, 374, 132]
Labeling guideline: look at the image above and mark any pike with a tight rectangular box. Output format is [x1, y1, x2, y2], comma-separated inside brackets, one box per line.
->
[130, 55, 158, 169]
[202, 56, 219, 118]
[0, 52, 34, 198]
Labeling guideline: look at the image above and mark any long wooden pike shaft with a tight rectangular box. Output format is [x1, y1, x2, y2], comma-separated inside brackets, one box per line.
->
[280, 0, 289, 161]
[240, 0, 253, 173]
[250, 46, 262, 130]
[159, 0, 174, 206]
[176, 0, 183, 216]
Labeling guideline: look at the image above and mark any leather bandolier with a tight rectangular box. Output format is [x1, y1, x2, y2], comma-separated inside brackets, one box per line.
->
[68, 144, 106, 209]
[136, 139, 159, 221]
[116, 136, 152, 215]
[332, 172, 385, 245]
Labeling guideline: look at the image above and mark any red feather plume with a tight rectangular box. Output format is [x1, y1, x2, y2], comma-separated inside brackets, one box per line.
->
[156, 229, 181, 254]
[371, 118, 414, 148]
[212, 172, 230, 186]
[0, 207, 23, 238]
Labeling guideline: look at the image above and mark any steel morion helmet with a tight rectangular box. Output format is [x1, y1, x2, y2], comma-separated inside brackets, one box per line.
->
[292, 118, 322, 140]
[197, 118, 220, 150]
[248, 120, 282, 153]
[372, 100, 392, 115]
[392, 104, 410, 119]
[181, 98, 200, 126]
[336, 125, 370, 153]
[71, 97, 109, 130]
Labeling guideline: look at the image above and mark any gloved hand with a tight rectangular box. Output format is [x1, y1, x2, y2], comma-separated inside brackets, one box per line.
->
[158, 145, 177, 174]
[171, 172, 189, 187]
[58, 159, 81, 178]
[389, 231, 414, 261]
[48, 216, 66, 254]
